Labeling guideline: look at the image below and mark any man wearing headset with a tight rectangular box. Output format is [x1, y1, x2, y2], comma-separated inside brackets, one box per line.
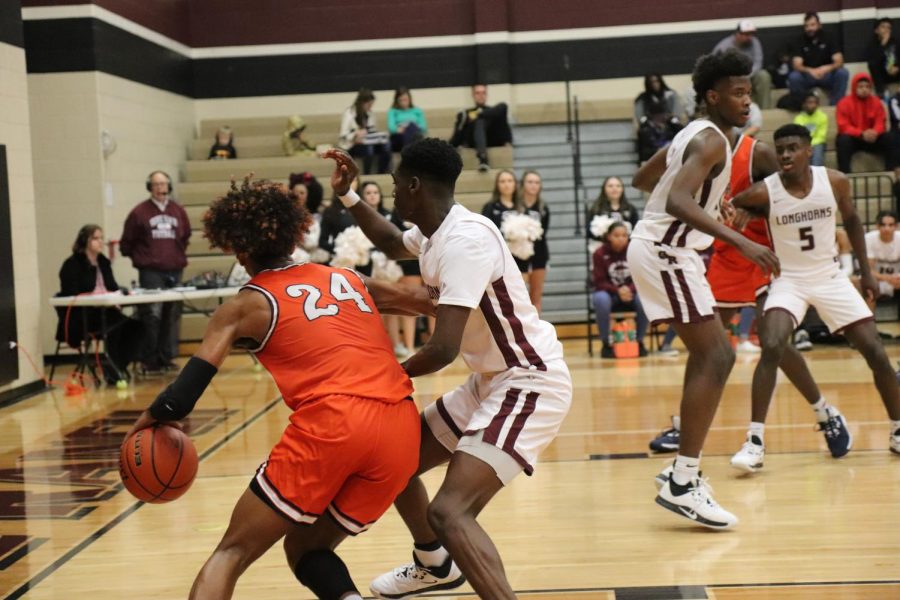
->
[120, 170, 192, 375]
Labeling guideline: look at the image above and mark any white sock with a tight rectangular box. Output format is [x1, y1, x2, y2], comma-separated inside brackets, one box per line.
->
[748, 421, 765, 444]
[414, 543, 449, 568]
[672, 454, 700, 486]
[811, 397, 831, 422]
[891, 419, 900, 435]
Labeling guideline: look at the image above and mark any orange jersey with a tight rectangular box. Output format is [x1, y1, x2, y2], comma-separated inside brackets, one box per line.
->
[714, 134, 771, 255]
[244, 263, 413, 411]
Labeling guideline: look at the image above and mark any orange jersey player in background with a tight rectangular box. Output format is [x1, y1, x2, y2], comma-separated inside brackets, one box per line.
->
[124, 177, 433, 600]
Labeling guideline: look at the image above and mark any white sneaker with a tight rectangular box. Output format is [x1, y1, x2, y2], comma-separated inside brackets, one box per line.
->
[656, 476, 738, 530]
[370, 554, 465, 599]
[736, 340, 761, 354]
[654, 463, 674, 491]
[730, 434, 765, 473]
[890, 428, 900, 455]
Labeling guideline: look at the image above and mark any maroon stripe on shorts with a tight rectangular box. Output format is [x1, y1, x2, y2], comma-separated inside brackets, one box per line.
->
[482, 388, 522, 446]
[435, 397, 463, 438]
[502, 391, 539, 454]
[673, 269, 702, 322]
[479, 292, 523, 369]
[660, 271, 684, 322]
[661, 220, 683, 246]
[492, 278, 546, 371]
[675, 180, 713, 247]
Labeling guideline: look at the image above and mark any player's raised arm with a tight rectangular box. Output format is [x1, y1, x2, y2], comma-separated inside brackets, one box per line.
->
[669, 132, 780, 276]
[632, 146, 668, 193]
[830, 169, 877, 300]
[322, 148, 416, 260]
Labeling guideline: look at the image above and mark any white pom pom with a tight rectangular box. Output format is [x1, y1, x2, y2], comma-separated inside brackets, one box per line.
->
[309, 248, 331, 264]
[500, 213, 543, 260]
[331, 226, 374, 268]
[371, 251, 404, 282]
[290, 246, 311, 264]
[590, 215, 615, 238]
[302, 219, 321, 251]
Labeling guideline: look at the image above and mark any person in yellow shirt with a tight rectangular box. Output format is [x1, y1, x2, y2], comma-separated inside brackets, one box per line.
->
[793, 92, 829, 166]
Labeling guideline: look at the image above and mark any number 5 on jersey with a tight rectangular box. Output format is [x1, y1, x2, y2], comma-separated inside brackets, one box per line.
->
[286, 272, 373, 321]
[799, 226, 815, 251]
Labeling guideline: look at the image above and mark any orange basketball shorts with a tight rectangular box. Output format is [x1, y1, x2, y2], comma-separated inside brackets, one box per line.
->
[250, 394, 419, 535]
[706, 246, 770, 308]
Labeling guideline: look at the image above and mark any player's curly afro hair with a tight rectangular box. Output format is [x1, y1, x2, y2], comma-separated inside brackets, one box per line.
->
[398, 137, 463, 189]
[203, 176, 311, 264]
[692, 49, 752, 107]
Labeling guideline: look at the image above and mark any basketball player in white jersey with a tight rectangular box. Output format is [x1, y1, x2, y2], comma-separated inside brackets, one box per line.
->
[629, 50, 779, 530]
[731, 123, 900, 458]
[322, 140, 571, 600]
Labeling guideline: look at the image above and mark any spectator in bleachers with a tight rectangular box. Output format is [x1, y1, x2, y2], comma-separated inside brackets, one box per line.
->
[450, 84, 512, 172]
[713, 20, 773, 109]
[794, 92, 829, 166]
[865, 210, 900, 299]
[387, 86, 427, 152]
[737, 101, 763, 138]
[637, 100, 681, 162]
[281, 115, 316, 157]
[518, 170, 550, 313]
[788, 12, 849, 106]
[634, 73, 685, 125]
[339, 88, 391, 174]
[836, 72, 894, 174]
[587, 176, 639, 245]
[592, 221, 648, 358]
[288, 171, 324, 217]
[208, 126, 237, 159]
[867, 18, 900, 97]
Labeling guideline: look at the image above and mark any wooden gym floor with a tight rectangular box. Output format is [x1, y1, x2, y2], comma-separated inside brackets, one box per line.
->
[1, 338, 899, 599]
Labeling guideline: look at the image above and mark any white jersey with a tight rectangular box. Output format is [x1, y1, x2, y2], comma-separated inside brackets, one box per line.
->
[632, 119, 732, 250]
[402, 204, 563, 374]
[765, 166, 839, 280]
[865, 230, 900, 275]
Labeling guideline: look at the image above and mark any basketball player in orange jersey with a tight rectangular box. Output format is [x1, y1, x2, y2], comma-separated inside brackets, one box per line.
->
[628, 50, 779, 530]
[731, 123, 900, 458]
[643, 132, 829, 472]
[124, 178, 434, 600]
[323, 139, 572, 599]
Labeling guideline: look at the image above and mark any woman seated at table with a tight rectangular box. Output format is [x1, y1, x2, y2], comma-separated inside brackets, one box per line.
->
[56, 225, 136, 373]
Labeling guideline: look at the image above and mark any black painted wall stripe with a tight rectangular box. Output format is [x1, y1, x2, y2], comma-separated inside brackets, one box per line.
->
[0, 1, 23, 49]
[22, 17, 873, 99]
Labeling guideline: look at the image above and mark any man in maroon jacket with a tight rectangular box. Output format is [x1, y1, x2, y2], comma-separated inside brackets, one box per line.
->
[120, 170, 191, 374]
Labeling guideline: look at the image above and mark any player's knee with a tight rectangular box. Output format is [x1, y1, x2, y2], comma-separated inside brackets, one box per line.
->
[709, 341, 735, 376]
[292, 549, 358, 600]
[758, 333, 786, 361]
[427, 496, 467, 537]
[211, 538, 257, 575]
[857, 338, 889, 370]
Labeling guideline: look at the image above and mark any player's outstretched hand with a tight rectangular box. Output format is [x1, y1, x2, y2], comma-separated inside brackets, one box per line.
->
[732, 208, 754, 231]
[738, 239, 780, 278]
[321, 148, 360, 196]
[121, 409, 182, 450]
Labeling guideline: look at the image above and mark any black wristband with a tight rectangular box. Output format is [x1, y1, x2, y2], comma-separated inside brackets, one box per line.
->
[148, 357, 218, 421]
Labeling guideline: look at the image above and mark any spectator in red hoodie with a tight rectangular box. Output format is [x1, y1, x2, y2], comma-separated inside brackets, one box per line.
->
[591, 221, 648, 358]
[836, 72, 895, 175]
[120, 170, 191, 374]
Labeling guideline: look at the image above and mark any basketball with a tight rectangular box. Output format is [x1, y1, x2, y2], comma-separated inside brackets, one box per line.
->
[119, 425, 199, 503]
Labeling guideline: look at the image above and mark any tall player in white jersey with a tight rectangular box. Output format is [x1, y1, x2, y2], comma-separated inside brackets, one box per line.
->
[629, 50, 779, 530]
[731, 123, 900, 457]
[323, 140, 571, 600]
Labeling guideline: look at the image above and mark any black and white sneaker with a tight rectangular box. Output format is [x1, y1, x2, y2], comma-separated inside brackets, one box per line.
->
[656, 476, 738, 530]
[649, 416, 680, 453]
[369, 554, 465, 599]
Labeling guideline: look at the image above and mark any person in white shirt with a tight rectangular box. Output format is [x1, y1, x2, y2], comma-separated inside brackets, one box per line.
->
[732, 123, 900, 460]
[865, 210, 900, 297]
[322, 139, 571, 600]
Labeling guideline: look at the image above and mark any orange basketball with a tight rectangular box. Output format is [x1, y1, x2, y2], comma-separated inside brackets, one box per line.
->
[119, 425, 199, 503]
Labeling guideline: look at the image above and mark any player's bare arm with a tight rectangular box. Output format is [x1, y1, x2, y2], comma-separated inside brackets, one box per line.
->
[124, 291, 271, 438]
[322, 148, 416, 260]
[400, 304, 470, 377]
[632, 146, 667, 193]
[829, 169, 877, 300]
[364, 277, 436, 317]
[731, 181, 772, 220]
[670, 131, 780, 276]
[751, 141, 779, 181]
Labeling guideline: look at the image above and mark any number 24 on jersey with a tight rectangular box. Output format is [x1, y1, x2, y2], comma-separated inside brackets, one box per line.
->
[286, 272, 373, 321]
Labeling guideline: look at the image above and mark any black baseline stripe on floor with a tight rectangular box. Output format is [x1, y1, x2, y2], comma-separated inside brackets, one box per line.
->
[3, 395, 282, 600]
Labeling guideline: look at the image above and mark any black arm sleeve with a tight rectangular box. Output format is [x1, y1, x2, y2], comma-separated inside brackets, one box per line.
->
[149, 357, 218, 421]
